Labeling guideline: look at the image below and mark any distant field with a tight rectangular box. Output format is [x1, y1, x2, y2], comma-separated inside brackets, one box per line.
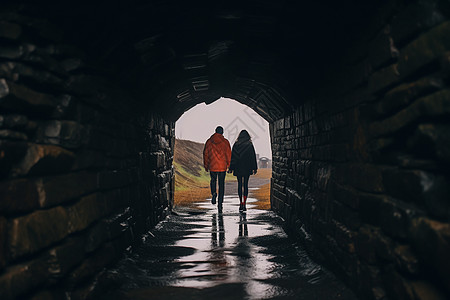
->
[174, 139, 233, 206]
[174, 139, 271, 208]
[251, 169, 271, 210]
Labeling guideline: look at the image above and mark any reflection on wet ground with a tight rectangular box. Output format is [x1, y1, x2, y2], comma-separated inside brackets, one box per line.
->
[99, 196, 358, 299]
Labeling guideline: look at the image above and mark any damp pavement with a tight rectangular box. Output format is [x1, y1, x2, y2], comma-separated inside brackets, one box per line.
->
[98, 191, 358, 299]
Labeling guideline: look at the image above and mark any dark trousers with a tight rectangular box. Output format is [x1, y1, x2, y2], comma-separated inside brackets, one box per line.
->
[210, 171, 226, 203]
[237, 175, 250, 199]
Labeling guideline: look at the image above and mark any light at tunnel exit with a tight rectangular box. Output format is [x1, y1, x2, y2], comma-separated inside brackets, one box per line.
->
[175, 97, 272, 158]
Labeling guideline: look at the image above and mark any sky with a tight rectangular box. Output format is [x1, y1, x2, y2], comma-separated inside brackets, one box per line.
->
[175, 97, 272, 158]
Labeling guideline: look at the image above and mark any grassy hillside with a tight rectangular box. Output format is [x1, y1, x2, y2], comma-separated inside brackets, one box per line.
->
[174, 139, 208, 191]
[174, 139, 233, 191]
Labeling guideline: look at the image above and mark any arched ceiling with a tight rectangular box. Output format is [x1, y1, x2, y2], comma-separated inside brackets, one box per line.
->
[6, 0, 376, 121]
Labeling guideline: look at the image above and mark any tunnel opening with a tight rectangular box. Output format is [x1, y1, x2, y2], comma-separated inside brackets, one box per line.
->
[172, 97, 272, 210]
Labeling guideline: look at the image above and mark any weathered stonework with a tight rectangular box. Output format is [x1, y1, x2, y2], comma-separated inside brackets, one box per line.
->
[0, 11, 174, 299]
[271, 3, 450, 299]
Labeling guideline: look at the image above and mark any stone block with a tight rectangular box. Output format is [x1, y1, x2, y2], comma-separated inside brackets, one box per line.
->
[67, 193, 105, 233]
[369, 89, 450, 137]
[0, 45, 27, 60]
[149, 151, 166, 169]
[66, 242, 118, 287]
[39, 171, 98, 207]
[369, 64, 399, 94]
[409, 280, 448, 300]
[409, 123, 450, 164]
[23, 55, 65, 79]
[61, 58, 84, 72]
[0, 140, 27, 177]
[382, 168, 424, 203]
[0, 21, 21, 39]
[394, 155, 439, 171]
[52, 95, 77, 119]
[381, 265, 415, 300]
[394, 245, 419, 275]
[390, 0, 447, 46]
[11, 144, 75, 176]
[0, 179, 40, 214]
[372, 76, 443, 118]
[0, 129, 28, 140]
[46, 237, 85, 282]
[36, 121, 85, 149]
[358, 262, 386, 300]
[0, 257, 49, 300]
[410, 217, 450, 294]
[0, 62, 64, 88]
[398, 21, 450, 80]
[380, 197, 417, 239]
[8, 206, 69, 259]
[334, 221, 356, 254]
[357, 225, 394, 264]
[0, 81, 57, 115]
[369, 26, 399, 70]
[384, 168, 450, 218]
[0, 114, 28, 129]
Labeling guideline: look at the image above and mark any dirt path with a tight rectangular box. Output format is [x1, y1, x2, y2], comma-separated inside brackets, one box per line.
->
[99, 199, 358, 300]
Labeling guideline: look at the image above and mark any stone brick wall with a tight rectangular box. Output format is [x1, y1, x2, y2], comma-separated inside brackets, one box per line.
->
[0, 13, 174, 299]
[271, 1, 450, 299]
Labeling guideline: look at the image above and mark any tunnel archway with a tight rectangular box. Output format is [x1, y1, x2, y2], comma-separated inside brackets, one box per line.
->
[172, 97, 272, 209]
[1, 1, 450, 299]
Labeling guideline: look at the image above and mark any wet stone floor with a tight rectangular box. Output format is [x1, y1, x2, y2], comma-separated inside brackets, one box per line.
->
[99, 197, 358, 300]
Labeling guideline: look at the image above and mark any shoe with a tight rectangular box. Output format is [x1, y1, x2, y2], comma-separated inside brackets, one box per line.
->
[239, 203, 243, 212]
[243, 204, 246, 211]
[218, 204, 223, 213]
[211, 193, 217, 205]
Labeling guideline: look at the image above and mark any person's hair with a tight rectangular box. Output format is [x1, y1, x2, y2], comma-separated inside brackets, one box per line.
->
[236, 130, 251, 143]
[215, 126, 224, 134]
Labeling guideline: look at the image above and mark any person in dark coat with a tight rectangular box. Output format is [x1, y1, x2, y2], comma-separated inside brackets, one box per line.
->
[228, 130, 258, 211]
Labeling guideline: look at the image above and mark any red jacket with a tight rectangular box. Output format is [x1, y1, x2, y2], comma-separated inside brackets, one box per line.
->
[203, 133, 231, 172]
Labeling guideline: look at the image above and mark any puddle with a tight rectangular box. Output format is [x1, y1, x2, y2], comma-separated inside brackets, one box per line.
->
[98, 197, 358, 300]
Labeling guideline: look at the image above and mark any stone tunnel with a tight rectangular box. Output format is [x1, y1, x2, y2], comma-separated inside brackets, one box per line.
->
[0, 0, 449, 299]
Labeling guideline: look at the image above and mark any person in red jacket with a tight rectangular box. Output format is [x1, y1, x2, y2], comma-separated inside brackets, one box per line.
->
[203, 126, 231, 211]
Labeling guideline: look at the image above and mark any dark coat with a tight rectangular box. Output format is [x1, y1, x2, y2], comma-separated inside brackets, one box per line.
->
[229, 140, 258, 177]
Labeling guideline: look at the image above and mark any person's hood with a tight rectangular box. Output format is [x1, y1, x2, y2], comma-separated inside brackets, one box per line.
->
[210, 133, 226, 144]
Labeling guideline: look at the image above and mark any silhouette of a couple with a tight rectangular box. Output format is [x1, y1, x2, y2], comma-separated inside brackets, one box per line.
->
[203, 126, 258, 212]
